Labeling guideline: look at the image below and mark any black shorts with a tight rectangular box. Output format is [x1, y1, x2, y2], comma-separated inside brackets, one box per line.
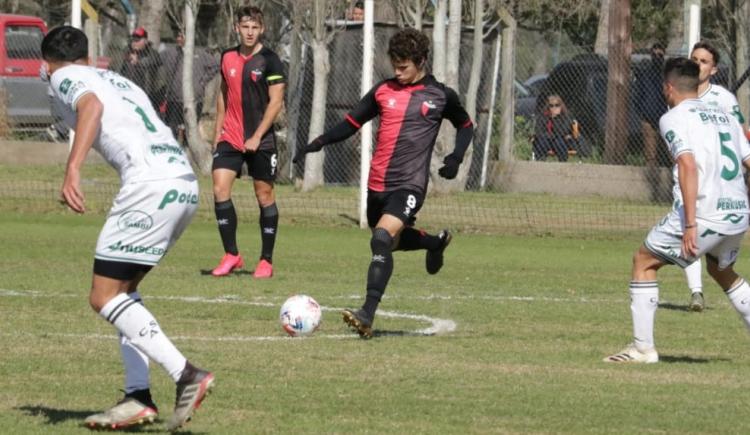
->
[94, 259, 153, 281]
[212, 141, 278, 181]
[366, 189, 424, 228]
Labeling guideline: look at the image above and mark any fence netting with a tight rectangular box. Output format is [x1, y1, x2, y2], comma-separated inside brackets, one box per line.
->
[1, 5, 745, 236]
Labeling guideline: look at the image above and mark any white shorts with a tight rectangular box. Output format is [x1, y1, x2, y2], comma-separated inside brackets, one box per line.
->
[644, 210, 744, 270]
[95, 175, 199, 266]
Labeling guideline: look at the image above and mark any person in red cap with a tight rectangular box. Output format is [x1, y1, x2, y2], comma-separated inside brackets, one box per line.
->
[118, 26, 166, 113]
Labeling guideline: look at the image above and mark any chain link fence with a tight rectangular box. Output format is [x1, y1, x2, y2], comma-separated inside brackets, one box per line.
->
[1, 9, 746, 235]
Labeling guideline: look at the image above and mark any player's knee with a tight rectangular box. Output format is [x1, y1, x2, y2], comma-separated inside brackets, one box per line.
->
[371, 228, 393, 254]
[213, 185, 231, 201]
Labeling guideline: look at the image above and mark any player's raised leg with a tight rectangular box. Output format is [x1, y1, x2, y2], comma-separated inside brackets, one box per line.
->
[396, 227, 452, 275]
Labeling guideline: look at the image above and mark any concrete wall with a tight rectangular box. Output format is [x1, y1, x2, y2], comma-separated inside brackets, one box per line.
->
[488, 160, 673, 202]
[0, 140, 102, 164]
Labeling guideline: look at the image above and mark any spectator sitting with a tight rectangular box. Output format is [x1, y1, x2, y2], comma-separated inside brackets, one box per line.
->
[533, 94, 580, 162]
[348, 1, 364, 21]
[118, 27, 166, 113]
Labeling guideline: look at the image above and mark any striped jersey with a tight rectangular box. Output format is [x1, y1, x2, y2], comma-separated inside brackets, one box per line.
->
[217, 45, 285, 151]
[346, 75, 472, 194]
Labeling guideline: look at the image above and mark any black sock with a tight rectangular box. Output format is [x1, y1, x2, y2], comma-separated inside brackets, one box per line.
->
[215, 200, 238, 255]
[259, 203, 278, 262]
[396, 227, 440, 251]
[363, 228, 393, 319]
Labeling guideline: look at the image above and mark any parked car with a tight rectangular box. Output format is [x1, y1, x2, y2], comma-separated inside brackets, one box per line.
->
[523, 73, 547, 97]
[0, 13, 54, 134]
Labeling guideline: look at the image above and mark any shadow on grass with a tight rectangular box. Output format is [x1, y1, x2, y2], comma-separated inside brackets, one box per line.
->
[198, 269, 252, 276]
[659, 302, 710, 312]
[372, 329, 436, 338]
[17, 405, 208, 433]
[658, 355, 726, 364]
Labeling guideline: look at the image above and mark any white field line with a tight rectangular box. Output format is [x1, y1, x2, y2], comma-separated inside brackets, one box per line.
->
[0, 289, 456, 339]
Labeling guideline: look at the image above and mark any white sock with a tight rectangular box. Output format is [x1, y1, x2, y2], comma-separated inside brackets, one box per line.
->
[630, 281, 659, 350]
[685, 259, 703, 294]
[726, 279, 750, 331]
[120, 292, 150, 394]
[100, 293, 186, 382]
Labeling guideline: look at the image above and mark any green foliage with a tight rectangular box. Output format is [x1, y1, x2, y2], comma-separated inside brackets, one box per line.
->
[513, 115, 535, 160]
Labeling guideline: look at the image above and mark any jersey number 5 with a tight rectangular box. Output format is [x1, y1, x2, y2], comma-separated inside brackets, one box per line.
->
[720, 132, 740, 181]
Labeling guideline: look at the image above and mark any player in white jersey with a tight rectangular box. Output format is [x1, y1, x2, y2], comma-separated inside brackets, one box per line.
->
[605, 57, 750, 363]
[42, 27, 213, 430]
[682, 41, 748, 312]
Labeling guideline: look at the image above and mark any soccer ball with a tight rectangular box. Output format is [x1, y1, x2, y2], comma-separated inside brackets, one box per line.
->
[279, 294, 322, 337]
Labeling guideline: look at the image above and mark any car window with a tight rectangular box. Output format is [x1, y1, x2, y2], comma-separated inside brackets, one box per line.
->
[5, 25, 44, 59]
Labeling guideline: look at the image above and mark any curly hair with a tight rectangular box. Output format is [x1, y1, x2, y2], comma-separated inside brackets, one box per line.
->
[387, 28, 430, 66]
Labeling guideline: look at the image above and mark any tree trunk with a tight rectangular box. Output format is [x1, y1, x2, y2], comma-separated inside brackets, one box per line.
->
[594, 0, 610, 56]
[603, 0, 631, 164]
[497, 8, 516, 163]
[431, 0, 447, 82]
[183, 0, 212, 174]
[140, 0, 166, 46]
[302, 1, 330, 192]
[431, 0, 462, 193]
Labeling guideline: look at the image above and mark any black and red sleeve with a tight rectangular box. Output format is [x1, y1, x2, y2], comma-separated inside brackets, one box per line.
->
[315, 83, 382, 146]
[443, 87, 474, 161]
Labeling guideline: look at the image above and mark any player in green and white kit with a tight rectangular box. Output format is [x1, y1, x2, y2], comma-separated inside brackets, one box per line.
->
[682, 41, 748, 312]
[43, 26, 213, 430]
[605, 57, 750, 363]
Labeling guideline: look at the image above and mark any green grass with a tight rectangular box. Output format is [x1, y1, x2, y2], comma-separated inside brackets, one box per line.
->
[3, 210, 750, 434]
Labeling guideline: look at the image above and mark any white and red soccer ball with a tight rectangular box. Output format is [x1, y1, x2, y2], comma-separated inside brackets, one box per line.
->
[279, 294, 322, 337]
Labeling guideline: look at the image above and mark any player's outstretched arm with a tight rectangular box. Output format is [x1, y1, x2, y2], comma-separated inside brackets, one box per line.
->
[293, 118, 360, 164]
[62, 93, 103, 213]
[438, 121, 474, 180]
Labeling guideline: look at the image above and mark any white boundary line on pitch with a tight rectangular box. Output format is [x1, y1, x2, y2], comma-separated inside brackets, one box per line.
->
[0, 288, 456, 339]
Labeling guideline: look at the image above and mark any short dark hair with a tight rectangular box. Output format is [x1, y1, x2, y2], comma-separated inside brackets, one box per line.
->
[354, 1, 364, 8]
[236, 6, 264, 26]
[692, 40, 720, 65]
[387, 28, 430, 66]
[41, 26, 88, 62]
[651, 42, 665, 51]
[664, 57, 700, 92]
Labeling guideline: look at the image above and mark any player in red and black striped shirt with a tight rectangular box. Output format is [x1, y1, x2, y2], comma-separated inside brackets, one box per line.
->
[210, 6, 285, 279]
[295, 28, 474, 337]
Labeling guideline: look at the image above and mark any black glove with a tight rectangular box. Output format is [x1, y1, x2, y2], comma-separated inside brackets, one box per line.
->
[292, 138, 324, 164]
[438, 154, 461, 179]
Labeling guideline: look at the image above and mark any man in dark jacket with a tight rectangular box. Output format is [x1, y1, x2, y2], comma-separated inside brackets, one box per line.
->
[119, 27, 166, 113]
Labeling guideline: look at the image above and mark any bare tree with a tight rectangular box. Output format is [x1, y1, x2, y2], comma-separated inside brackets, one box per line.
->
[391, 0, 429, 30]
[139, 0, 167, 45]
[182, 0, 213, 174]
[292, 0, 347, 191]
[595, 0, 610, 56]
[603, 0, 632, 164]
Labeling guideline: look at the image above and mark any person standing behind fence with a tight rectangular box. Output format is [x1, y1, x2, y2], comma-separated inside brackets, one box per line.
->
[118, 27, 166, 114]
[161, 31, 220, 144]
[680, 41, 748, 312]
[209, 6, 285, 279]
[635, 43, 669, 168]
[533, 94, 579, 162]
[42, 25, 213, 431]
[604, 57, 750, 364]
[293, 28, 474, 338]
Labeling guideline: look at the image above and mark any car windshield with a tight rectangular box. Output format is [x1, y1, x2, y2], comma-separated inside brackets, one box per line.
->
[5, 25, 44, 59]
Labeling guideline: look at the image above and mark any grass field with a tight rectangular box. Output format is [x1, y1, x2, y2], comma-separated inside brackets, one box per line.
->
[3, 209, 750, 434]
